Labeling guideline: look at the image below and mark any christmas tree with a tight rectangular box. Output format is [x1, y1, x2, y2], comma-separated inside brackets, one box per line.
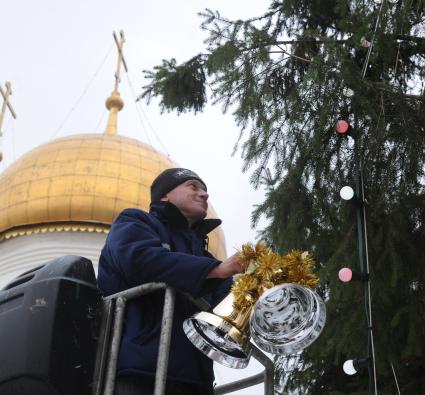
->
[140, 1, 425, 393]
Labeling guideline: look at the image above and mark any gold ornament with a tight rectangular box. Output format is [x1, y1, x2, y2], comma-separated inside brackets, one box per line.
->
[183, 242, 322, 368]
[231, 274, 260, 310]
[232, 242, 319, 309]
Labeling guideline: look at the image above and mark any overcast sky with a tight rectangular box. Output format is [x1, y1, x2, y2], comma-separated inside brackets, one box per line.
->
[0, 1, 274, 393]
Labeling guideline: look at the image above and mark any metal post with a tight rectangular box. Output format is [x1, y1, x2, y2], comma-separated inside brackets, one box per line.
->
[214, 343, 275, 395]
[100, 283, 167, 395]
[154, 287, 176, 395]
[214, 372, 265, 394]
[92, 299, 115, 395]
[103, 297, 126, 395]
[104, 282, 166, 301]
[251, 344, 275, 395]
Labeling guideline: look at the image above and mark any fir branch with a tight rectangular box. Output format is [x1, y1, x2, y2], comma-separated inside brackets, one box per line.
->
[368, 81, 425, 101]
[270, 49, 311, 63]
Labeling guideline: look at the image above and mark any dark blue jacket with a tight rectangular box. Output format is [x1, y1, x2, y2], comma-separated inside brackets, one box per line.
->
[97, 202, 231, 394]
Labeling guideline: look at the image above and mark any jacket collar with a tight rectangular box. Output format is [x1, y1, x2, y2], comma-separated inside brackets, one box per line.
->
[149, 202, 222, 235]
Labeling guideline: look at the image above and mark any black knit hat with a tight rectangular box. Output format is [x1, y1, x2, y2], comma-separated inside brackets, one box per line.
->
[150, 168, 207, 203]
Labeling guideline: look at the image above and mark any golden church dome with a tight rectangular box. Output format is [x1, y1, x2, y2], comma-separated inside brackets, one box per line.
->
[0, 133, 226, 259]
[0, 32, 226, 261]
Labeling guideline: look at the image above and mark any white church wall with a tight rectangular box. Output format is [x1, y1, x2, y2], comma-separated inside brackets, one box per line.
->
[0, 231, 106, 288]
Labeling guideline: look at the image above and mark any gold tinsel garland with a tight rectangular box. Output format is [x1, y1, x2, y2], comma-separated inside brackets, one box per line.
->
[231, 242, 319, 310]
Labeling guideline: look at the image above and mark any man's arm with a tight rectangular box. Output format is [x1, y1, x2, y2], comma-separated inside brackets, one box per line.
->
[102, 212, 223, 297]
[206, 253, 244, 279]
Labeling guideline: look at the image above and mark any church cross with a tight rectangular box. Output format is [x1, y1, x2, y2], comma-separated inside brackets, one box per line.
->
[104, 30, 128, 136]
[0, 81, 17, 134]
[0, 81, 17, 162]
[112, 30, 128, 93]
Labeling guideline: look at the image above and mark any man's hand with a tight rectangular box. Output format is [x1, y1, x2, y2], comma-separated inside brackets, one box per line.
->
[207, 253, 244, 279]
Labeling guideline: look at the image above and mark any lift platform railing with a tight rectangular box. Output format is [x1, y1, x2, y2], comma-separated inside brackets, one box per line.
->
[92, 283, 275, 395]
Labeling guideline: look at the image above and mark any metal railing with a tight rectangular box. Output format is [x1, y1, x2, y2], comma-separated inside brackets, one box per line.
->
[92, 283, 275, 395]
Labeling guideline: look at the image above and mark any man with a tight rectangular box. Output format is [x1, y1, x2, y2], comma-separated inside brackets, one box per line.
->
[98, 168, 244, 395]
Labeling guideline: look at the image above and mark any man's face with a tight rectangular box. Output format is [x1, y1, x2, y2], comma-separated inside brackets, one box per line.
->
[162, 179, 209, 225]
